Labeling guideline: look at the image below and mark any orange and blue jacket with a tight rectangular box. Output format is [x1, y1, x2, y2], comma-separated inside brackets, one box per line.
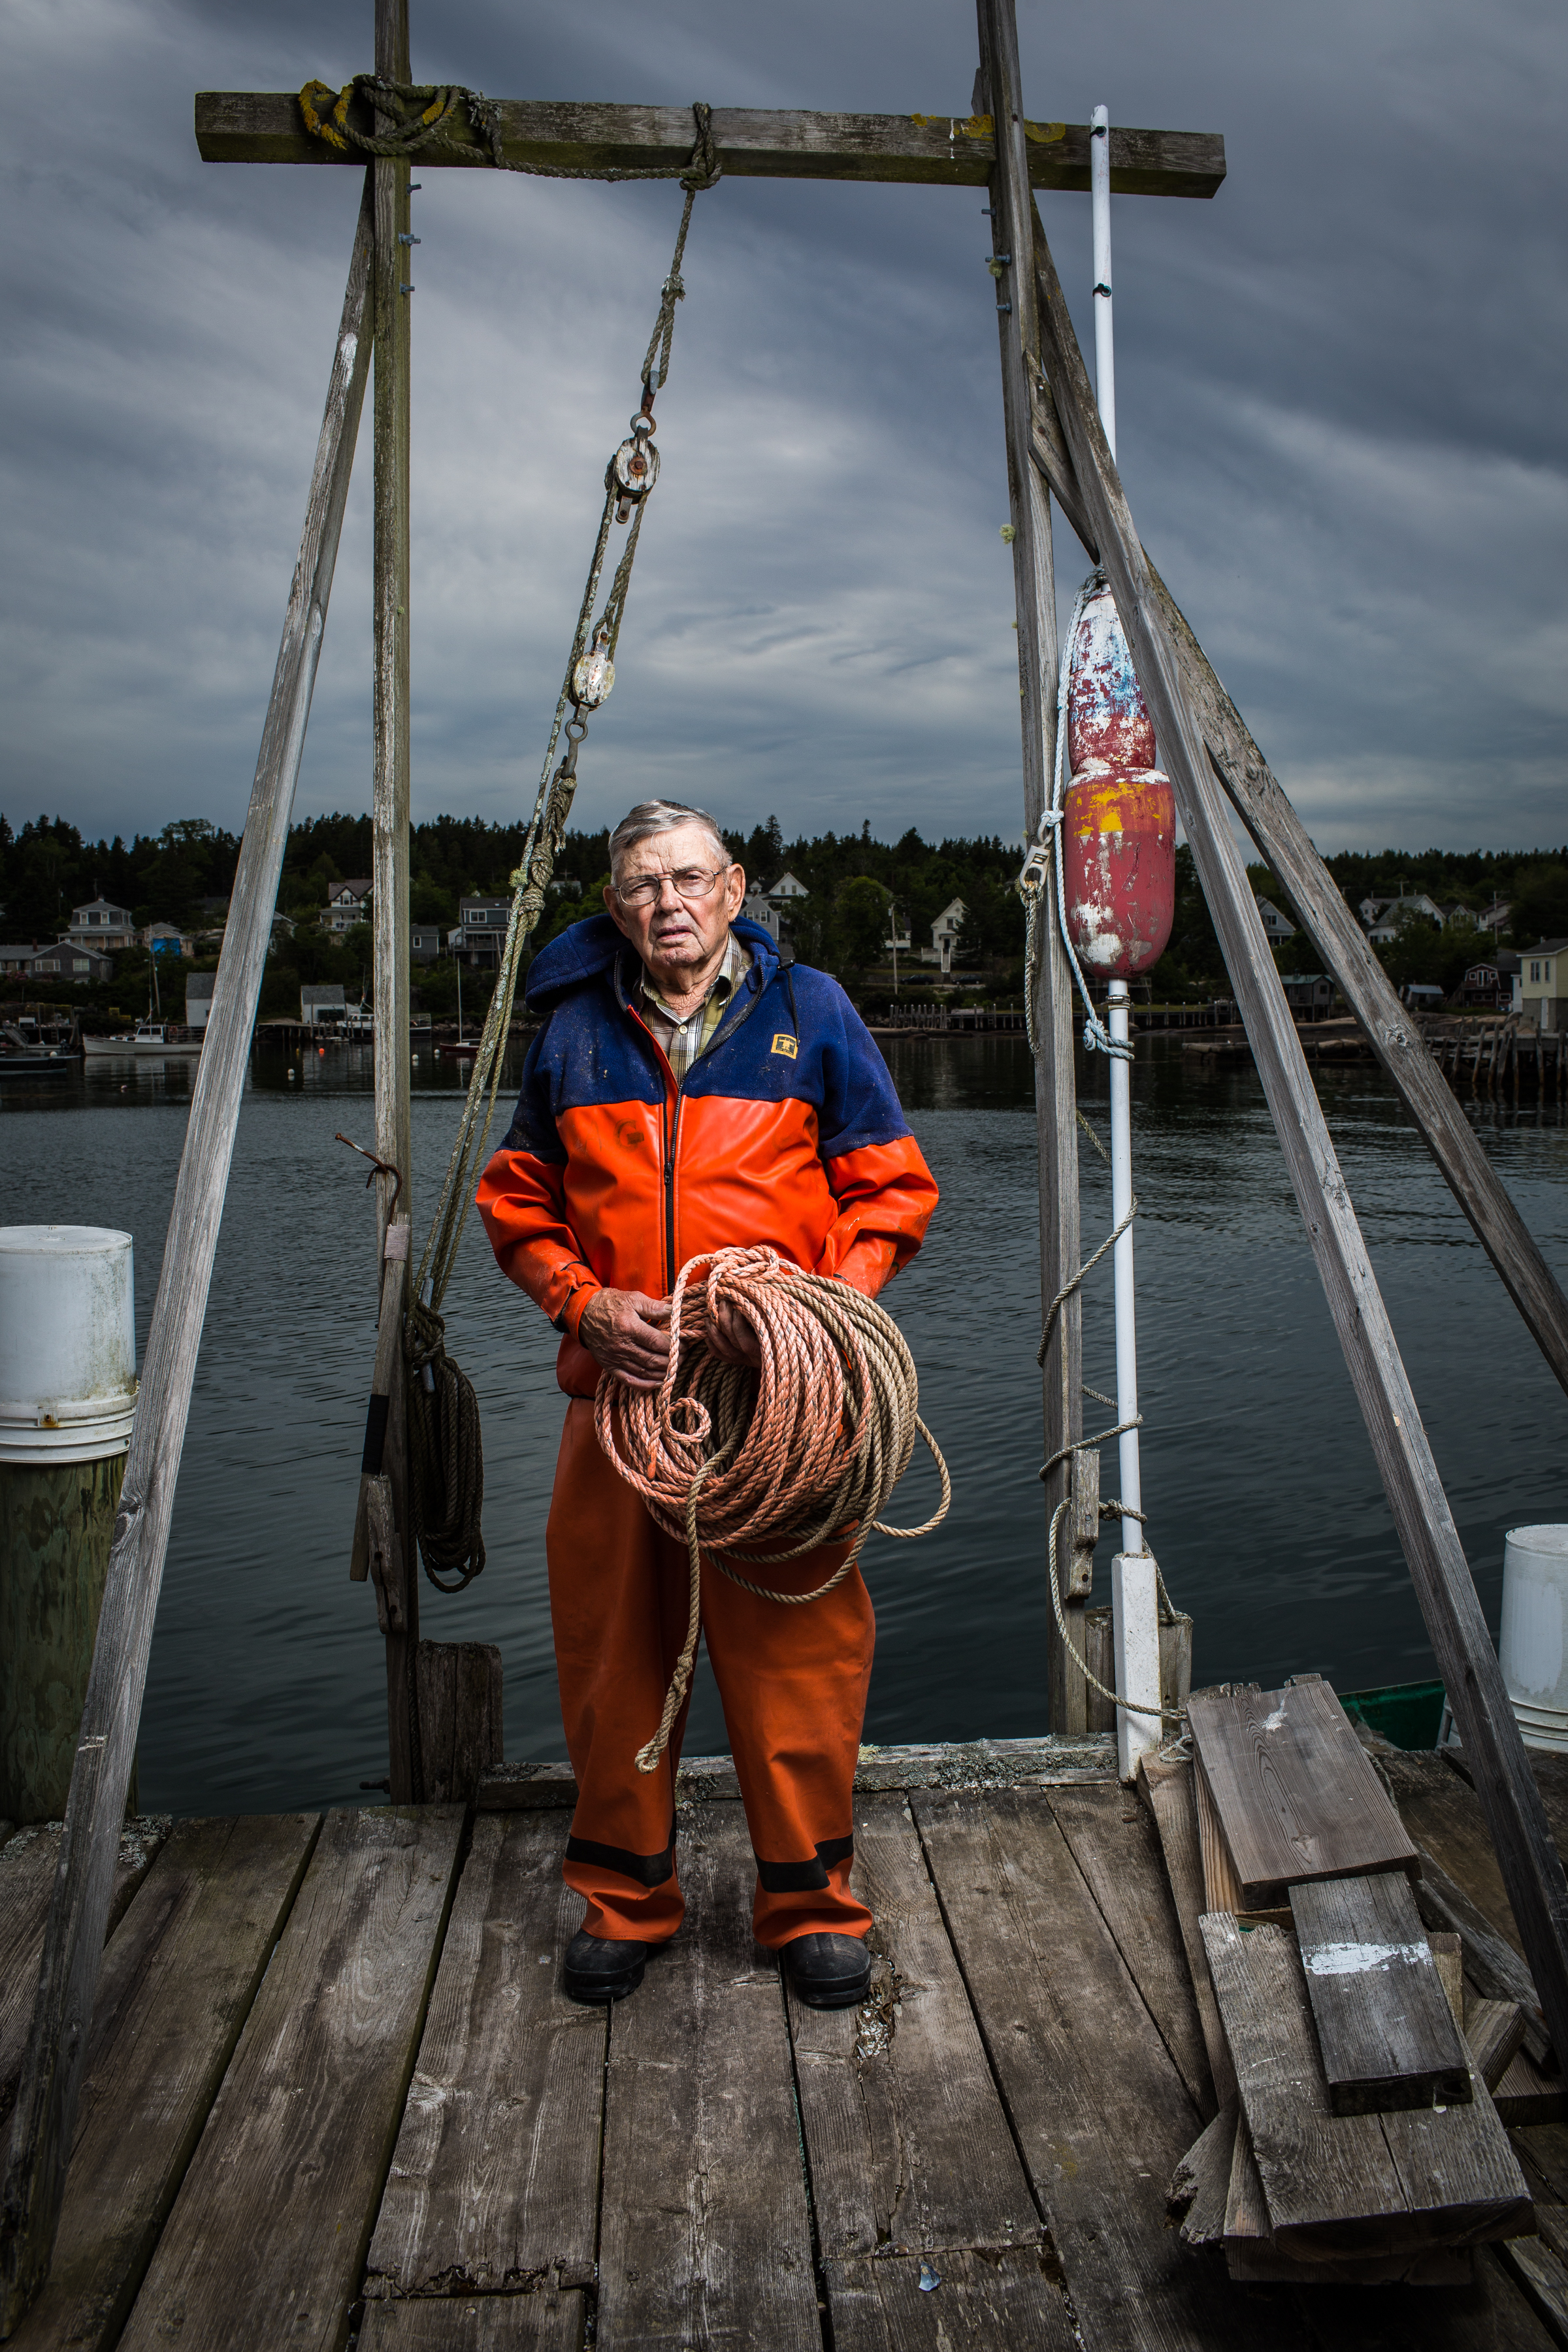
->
[476, 915, 939, 1396]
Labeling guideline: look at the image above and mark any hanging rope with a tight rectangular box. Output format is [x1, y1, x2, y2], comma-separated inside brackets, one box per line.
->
[299, 78, 723, 191]
[1016, 568, 1130, 1064]
[595, 1248, 951, 1773]
[393, 178, 715, 1593]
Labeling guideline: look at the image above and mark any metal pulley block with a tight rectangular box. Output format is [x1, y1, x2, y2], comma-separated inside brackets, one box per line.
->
[609, 414, 659, 522]
[571, 624, 614, 711]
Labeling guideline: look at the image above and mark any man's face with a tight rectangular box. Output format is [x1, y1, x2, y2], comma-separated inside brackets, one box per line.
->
[604, 821, 746, 978]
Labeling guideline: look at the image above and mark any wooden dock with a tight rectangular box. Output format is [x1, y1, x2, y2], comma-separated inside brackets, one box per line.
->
[5, 1733, 1568, 2350]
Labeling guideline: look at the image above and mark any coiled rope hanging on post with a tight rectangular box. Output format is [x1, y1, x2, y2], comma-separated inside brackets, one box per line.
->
[595, 1247, 951, 1773]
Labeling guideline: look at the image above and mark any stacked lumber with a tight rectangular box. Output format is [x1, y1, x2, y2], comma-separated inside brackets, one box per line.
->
[1145, 1677, 1535, 2285]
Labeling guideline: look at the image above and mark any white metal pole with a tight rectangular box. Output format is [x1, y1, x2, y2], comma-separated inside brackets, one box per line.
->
[1094, 120, 1159, 1772]
[1090, 105, 1116, 462]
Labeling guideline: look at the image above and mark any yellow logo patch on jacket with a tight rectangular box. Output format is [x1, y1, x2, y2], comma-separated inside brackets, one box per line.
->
[771, 1032, 798, 1060]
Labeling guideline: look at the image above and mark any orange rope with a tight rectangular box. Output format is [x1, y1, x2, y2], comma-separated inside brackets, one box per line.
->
[595, 1246, 950, 1771]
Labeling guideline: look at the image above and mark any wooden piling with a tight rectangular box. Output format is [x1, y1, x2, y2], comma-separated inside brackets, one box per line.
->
[976, 0, 1090, 1732]
[0, 1457, 125, 1824]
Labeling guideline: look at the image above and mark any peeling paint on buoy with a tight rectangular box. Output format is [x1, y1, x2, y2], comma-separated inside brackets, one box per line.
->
[1063, 584, 1175, 978]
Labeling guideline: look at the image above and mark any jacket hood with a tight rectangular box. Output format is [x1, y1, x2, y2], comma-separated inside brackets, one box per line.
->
[525, 911, 782, 1010]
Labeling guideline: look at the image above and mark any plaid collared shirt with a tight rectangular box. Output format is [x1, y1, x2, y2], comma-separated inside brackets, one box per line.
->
[638, 931, 751, 1085]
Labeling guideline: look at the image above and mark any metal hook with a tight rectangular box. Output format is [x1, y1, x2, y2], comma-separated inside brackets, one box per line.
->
[335, 1131, 403, 1217]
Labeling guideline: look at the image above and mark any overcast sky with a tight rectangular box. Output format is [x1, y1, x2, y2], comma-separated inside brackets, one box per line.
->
[3, 0, 1563, 858]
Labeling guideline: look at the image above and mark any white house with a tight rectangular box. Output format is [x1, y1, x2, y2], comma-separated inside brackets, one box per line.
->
[325, 879, 373, 934]
[67, 898, 136, 951]
[1476, 900, 1514, 936]
[186, 972, 215, 1032]
[1254, 894, 1296, 943]
[743, 872, 811, 950]
[1522, 939, 1567, 1034]
[921, 898, 966, 975]
[1360, 890, 1446, 943]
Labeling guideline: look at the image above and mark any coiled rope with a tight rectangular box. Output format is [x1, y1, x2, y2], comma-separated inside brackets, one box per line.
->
[595, 1247, 951, 1773]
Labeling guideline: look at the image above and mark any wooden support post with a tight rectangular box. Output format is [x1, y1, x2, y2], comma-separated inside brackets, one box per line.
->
[975, 0, 1088, 1733]
[1028, 201, 1568, 2068]
[0, 184, 375, 2331]
[372, 0, 420, 1805]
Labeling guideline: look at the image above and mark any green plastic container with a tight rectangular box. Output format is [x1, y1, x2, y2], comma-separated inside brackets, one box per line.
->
[1338, 1678, 1446, 1752]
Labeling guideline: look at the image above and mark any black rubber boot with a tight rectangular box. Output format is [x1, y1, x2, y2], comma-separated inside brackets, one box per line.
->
[781, 1932, 872, 2010]
[563, 1929, 649, 2005]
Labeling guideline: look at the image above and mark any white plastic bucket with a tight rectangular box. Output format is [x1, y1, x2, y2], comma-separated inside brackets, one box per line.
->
[0, 1226, 137, 1462]
[1499, 1525, 1568, 1753]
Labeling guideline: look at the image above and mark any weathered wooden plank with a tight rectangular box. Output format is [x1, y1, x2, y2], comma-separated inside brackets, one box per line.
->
[595, 1801, 819, 2351]
[1495, 2048, 1568, 2126]
[1501, 2236, 1568, 2345]
[1030, 193, 1568, 2070]
[0, 1820, 168, 2136]
[1045, 1783, 1212, 2117]
[478, 1736, 1117, 1811]
[415, 1643, 504, 1806]
[118, 1806, 465, 2352]
[785, 1793, 1037, 2262]
[1203, 1914, 1421, 2256]
[9, 1814, 319, 2352]
[1202, 1913, 1533, 2256]
[0, 183, 376, 2333]
[1382, 1750, 1527, 1959]
[350, 1215, 410, 1588]
[1292, 1872, 1471, 2114]
[358, 2288, 582, 2349]
[1169, 2100, 1235, 2244]
[825, 2248, 1076, 2349]
[913, 1788, 1254, 2351]
[1187, 1682, 1420, 1908]
[1137, 1756, 1236, 2108]
[976, 0, 1086, 1740]
[1190, 1748, 1245, 1915]
[365, 1812, 603, 2298]
[1470, 1999, 1530, 2093]
[193, 92, 1226, 195]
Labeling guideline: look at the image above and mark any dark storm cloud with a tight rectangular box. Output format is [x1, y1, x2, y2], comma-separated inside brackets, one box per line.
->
[1, 0, 1563, 854]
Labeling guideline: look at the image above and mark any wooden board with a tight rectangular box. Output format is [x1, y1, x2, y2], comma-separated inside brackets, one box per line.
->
[1045, 1784, 1213, 2117]
[414, 1643, 503, 1806]
[1201, 1914, 1532, 2257]
[1501, 2236, 1568, 2345]
[1469, 1999, 1530, 2093]
[825, 2248, 1076, 2349]
[1137, 1756, 1236, 2108]
[192, 93, 1226, 197]
[1495, 2047, 1568, 2126]
[1186, 1682, 1420, 1908]
[118, 1806, 465, 2352]
[1291, 1872, 1471, 2114]
[10, 1814, 319, 2352]
[365, 1812, 604, 2296]
[1190, 1748, 1244, 1915]
[358, 2289, 582, 2348]
[785, 1792, 1037, 2261]
[1169, 2101, 1235, 2244]
[913, 1788, 1252, 2351]
[1380, 1750, 1526, 1959]
[0, 1819, 167, 2136]
[594, 1801, 820, 2351]
[478, 1736, 1118, 1812]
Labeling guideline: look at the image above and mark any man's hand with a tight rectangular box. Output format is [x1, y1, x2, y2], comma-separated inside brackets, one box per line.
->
[705, 1294, 762, 1369]
[578, 1288, 672, 1391]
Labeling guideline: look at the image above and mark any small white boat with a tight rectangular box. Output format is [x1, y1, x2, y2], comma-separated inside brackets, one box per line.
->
[82, 1021, 203, 1058]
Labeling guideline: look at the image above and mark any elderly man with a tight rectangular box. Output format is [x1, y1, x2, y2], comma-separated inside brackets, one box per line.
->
[478, 799, 938, 2008]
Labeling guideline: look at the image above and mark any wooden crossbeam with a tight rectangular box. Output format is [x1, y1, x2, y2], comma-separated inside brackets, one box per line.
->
[194, 93, 1224, 196]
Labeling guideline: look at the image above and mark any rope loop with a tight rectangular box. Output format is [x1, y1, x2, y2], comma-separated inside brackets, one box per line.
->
[298, 80, 723, 188]
[595, 1249, 951, 1774]
[403, 1296, 486, 1592]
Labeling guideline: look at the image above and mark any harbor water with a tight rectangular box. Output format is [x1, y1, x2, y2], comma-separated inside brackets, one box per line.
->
[2, 1033, 1565, 1818]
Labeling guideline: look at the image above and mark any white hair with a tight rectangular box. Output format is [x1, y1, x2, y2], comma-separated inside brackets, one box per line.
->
[608, 799, 729, 880]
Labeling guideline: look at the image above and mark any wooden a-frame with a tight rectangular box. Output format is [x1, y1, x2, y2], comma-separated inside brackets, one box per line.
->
[5, 0, 1568, 2320]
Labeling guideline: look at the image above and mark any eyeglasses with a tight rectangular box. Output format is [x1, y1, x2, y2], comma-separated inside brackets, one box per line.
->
[613, 864, 730, 910]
